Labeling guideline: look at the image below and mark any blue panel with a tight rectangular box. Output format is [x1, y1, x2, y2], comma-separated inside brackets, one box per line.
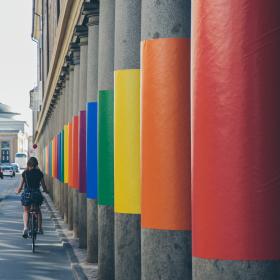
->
[86, 102, 98, 199]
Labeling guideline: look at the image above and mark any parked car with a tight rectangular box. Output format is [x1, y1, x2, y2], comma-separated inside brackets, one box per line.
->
[2, 166, 15, 177]
[11, 163, 20, 173]
[0, 168, 3, 179]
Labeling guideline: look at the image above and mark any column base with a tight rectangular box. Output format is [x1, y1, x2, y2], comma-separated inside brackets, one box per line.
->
[193, 257, 280, 280]
[115, 213, 141, 280]
[87, 198, 98, 263]
[98, 205, 114, 280]
[142, 228, 192, 280]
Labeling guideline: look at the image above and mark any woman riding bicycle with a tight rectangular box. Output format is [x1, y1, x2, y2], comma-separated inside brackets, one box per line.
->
[16, 157, 48, 238]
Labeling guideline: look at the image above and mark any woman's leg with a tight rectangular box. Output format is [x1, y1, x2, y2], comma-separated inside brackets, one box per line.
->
[23, 206, 30, 229]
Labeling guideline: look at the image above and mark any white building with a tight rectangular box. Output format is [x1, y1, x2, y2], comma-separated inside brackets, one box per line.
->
[0, 103, 29, 164]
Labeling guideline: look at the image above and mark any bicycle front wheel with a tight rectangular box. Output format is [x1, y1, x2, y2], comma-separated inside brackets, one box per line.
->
[31, 215, 37, 253]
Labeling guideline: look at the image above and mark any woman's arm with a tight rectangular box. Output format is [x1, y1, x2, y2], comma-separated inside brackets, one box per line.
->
[16, 177, 25, 194]
[41, 177, 48, 193]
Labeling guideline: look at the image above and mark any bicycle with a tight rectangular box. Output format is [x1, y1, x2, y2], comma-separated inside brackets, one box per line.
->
[28, 203, 39, 253]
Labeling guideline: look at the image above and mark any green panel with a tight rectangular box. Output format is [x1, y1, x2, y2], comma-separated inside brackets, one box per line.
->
[98, 90, 114, 206]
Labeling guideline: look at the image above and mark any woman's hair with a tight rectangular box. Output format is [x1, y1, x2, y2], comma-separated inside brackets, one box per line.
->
[27, 157, 38, 168]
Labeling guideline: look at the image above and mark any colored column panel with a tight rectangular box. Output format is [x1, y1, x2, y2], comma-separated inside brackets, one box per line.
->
[192, 0, 280, 260]
[61, 130, 64, 183]
[49, 142, 52, 177]
[79, 111, 87, 193]
[72, 116, 79, 189]
[45, 146, 48, 175]
[68, 122, 73, 187]
[114, 69, 140, 214]
[52, 139, 55, 177]
[64, 125, 69, 183]
[47, 145, 49, 175]
[44, 147, 47, 174]
[55, 136, 58, 179]
[87, 102, 98, 199]
[141, 38, 191, 231]
[98, 90, 114, 206]
[57, 134, 61, 180]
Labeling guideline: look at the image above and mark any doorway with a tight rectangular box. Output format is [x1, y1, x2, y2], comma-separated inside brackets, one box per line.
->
[1, 141, 10, 163]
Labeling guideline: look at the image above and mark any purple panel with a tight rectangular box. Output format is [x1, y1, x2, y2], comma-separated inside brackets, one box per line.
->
[79, 110, 87, 193]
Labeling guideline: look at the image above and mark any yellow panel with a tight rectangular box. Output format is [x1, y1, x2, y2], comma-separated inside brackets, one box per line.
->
[114, 69, 141, 214]
[64, 125, 69, 183]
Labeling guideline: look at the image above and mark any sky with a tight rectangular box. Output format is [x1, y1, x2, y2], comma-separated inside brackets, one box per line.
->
[0, 0, 37, 133]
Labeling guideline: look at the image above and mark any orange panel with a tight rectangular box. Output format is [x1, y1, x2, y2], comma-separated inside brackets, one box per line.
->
[141, 38, 191, 231]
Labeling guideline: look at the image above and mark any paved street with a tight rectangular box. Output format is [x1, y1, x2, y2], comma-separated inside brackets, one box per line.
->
[0, 174, 75, 280]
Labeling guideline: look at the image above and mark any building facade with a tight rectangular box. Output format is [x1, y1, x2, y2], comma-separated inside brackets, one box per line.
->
[30, 0, 280, 279]
[0, 103, 29, 163]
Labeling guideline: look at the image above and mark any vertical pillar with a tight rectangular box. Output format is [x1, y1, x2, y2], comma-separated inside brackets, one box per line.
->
[49, 115, 54, 198]
[72, 44, 81, 238]
[58, 83, 64, 217]
[114, 1, 141, 280]
[192, 1, 280, 279]
[60, 82, 66, 219]
[59, 85, 65, 217]
[77, 25, 88, 249]
[86, 10, 99, 264]
[63, 66, 70, 224]
[141, 1, 192, 279]
[68, 60, 75, 231]
[53, 101, 60, 210]
[97, 0, 115, 279]
[57, 93, 62, 215]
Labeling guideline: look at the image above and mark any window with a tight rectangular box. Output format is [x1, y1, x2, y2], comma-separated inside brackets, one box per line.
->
[1, 141, 10, 149]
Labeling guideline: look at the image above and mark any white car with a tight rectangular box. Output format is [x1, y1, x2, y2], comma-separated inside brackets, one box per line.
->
[2, 166, 15, 177]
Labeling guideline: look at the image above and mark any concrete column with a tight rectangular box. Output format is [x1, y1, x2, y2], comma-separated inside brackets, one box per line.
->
[63, 69, 70, 224]
[67, 62, 75, 231]
[72, 46, 81, 238]
[53, 102, 60, 211]
[192, 1, 280, 279]
[77, 26, 88, 249]
[141, 1, 192, 279]
[97, 1, 115, 279]
[57, 75, 65, 221]
[58, 86, 64, 217]
[86, 13, 99, 264]
[114, 1, 141, 280]
[57, 93, 62, 216]
[46, 119, 52, 197]
[60, 83, 66, 219]
[48, 115, 54, 198]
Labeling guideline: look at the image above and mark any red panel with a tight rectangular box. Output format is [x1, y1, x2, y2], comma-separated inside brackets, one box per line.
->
[192, 0, 280, 259]
[72, 115, 79, 189]
[53, 136, 57, 178]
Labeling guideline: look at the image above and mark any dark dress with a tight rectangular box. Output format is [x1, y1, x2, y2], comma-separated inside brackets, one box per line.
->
[21, 169, 44, 206]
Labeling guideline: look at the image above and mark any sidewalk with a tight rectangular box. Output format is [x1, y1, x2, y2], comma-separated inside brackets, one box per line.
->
[43, 195, 98, 280]
[0, 191, 75, 280]
[0, 183, 75, 280]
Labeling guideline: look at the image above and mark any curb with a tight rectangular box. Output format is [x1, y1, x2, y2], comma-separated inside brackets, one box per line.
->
[43, 194, 88, 280]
